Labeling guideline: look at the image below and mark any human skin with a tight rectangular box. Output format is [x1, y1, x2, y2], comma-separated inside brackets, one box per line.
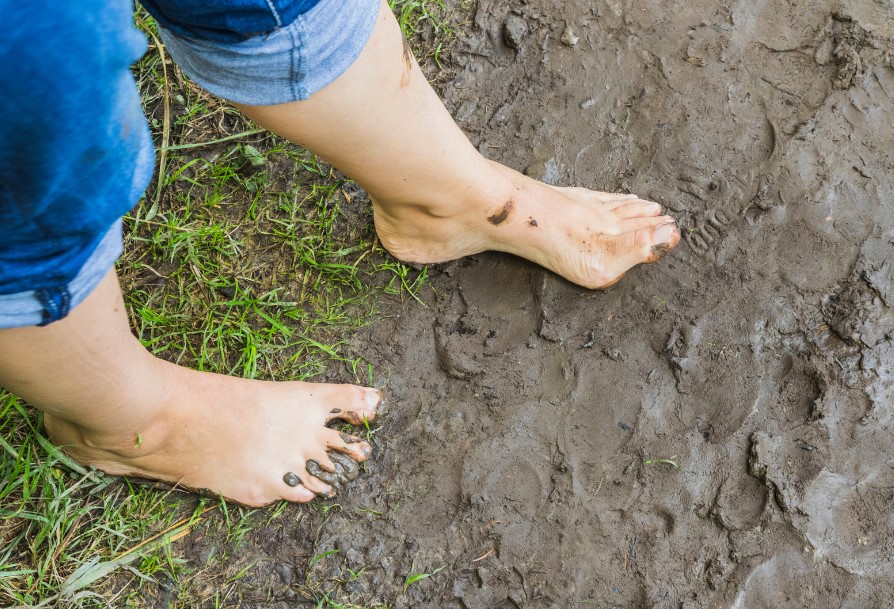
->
[235, 0, 680, 290]
[0, 0, 679, 507]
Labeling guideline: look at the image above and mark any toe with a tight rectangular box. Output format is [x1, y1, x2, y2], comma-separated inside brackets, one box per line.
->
[327, 388, 381, 425]
[613, 200, 663, 219]
[308, 449, 337, 472]
[282, 484, 316, 503]
[323, 428, 373, 462]
[646, 219, 680, 262]
[637, 221, 681, 262]
[614, 214, 673, 234]
[295, 467, 335, 497]
[586, 221, 680, 288]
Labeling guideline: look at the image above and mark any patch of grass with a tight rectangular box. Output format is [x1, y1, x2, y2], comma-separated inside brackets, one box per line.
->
[390, 0, 451, 39]
[389, 0, 465, 70]
[0, 393, 196, 608]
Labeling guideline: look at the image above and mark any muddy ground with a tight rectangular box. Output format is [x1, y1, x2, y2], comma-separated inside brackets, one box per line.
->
[170, 1, 894, 607]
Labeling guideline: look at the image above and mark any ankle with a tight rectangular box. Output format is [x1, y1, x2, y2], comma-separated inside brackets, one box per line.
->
[45, 356, 187, 459]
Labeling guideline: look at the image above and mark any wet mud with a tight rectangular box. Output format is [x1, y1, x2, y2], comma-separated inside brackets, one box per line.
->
[226, 1, 894, 607]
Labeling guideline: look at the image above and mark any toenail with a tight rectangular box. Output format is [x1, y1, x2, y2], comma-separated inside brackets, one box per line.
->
[655, 222, 678, 242]
[283, 472, 301, 487]
[365, 389, 381, 410]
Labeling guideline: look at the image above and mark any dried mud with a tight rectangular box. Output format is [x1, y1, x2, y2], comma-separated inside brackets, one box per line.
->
[204, 1, 894, 607]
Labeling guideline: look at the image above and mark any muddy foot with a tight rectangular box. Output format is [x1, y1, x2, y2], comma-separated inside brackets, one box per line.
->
[373, 160, 680, 289]
[44, 368, 381, 507]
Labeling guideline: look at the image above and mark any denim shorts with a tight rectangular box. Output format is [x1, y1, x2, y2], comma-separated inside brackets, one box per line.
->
[157, 0, 380, 104]
[0, 0, 380, 328]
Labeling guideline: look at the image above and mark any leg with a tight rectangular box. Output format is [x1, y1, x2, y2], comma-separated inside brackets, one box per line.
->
[0, 268, 380, 507]
[235, 0, 680, 289]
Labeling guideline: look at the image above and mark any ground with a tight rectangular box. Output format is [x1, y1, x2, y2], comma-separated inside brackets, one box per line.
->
[2, 0, 894, 607]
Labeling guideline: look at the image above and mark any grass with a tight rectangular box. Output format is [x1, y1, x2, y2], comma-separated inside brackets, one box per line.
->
[643, 457, 680, 468]
[402, 564, 445, 594]
[0, 2, 466, 607]
[389, 0, 455, 68]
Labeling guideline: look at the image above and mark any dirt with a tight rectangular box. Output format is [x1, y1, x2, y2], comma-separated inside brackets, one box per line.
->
[170, 1, 894, 607]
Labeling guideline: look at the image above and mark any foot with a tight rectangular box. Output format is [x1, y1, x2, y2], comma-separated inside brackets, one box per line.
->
[44, 361, 381, 507]
[373, 161, 680, 289]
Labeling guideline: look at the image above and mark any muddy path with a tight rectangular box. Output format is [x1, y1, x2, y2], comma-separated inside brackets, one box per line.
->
[208, 1, 894, 607]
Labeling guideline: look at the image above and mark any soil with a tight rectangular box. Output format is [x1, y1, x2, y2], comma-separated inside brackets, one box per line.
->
[171, 1, 894, 607]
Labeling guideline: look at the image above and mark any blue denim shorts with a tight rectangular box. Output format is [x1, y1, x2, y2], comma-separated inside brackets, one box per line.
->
[0, 0, 380, 328]
[157, 0, 380, 104]
[0, 0, 154, 328]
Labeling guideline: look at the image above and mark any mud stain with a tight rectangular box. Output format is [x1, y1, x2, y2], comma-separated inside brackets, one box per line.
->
[650, 242, 672, 261]
[487, 200, 515, 225]
[400, 36, 412, 88]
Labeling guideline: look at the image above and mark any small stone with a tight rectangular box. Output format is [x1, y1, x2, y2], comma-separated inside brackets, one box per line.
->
[604, 348, 624, 361]
[560, 27, 579, 47]
[275, 563, 295, 586]
[503, 15, 528, 50]
[455, 100, 478, 123]
[580, 98, 597, 109]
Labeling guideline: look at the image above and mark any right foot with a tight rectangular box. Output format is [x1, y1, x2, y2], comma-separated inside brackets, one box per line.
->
[44, 362, 381, 507]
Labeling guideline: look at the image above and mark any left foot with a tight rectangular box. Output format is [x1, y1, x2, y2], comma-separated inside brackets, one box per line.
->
[373, 160, 680, 289]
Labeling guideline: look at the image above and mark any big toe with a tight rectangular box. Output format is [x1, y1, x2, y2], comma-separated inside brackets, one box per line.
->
[645, 221, 681, 261]
[582, 220, 680, 288]
[327, 387, 381, 425]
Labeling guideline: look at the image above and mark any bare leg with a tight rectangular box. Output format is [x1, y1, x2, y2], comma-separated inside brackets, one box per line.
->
[0, 269, 380, 507]
[235, 0, 680, 289]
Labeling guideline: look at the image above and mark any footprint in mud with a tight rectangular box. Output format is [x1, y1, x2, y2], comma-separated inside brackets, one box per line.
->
[461, 432, 547, 512]
[748, 430, 828, 514]
[434, 256, 543, 379]
[677, 170, 746, 209]
[674, 169, 745, 264]
[664, 312, 760, 443]
[709, 473, 768, 531]
[683, 207, 735, 259]
[732, 551, 869, 608]
[459, 425, 564, 565]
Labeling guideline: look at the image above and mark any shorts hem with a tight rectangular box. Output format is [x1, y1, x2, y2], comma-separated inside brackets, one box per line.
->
[0, 219, 123, 328]
[157, 0, 380, 105]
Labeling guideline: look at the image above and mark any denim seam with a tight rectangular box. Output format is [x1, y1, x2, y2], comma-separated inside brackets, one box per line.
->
[35, 286, 71, 326]
[262, 0, 284, 28]
[289, 15, 309, 100]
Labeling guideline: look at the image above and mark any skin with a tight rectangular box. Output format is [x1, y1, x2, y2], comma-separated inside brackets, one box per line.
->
[0, 0, 679, 507]
[0, 270, 380, 506]
[235, 0, 680, 290]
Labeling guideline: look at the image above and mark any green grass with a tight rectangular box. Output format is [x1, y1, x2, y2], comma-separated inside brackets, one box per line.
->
[0, 4, 467, 607]
[389, 0, 462, 70]
[402, 564, 444, 594]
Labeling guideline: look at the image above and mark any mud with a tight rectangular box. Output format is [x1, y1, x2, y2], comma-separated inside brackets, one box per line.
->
[209, 1, 894, 607]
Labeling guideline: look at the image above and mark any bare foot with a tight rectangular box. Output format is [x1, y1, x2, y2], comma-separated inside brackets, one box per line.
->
[373, 161, 680, 289]
[44, 360, 381, 507]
